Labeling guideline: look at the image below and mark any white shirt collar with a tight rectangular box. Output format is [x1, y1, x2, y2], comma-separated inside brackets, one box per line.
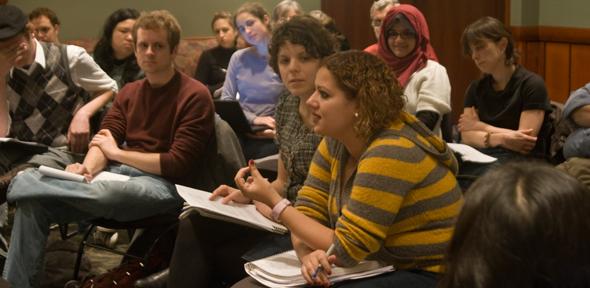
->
[33, 38, 46, 69]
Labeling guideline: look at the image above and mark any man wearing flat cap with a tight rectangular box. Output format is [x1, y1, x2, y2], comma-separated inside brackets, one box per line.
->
[3, 9, 214, 288]
[0, 5, 117, 201]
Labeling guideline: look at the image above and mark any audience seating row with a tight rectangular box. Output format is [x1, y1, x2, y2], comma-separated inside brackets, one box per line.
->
[65, 36, 218, 78]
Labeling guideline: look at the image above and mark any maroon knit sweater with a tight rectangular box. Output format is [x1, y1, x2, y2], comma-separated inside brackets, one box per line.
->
[101, 71, 214, 185]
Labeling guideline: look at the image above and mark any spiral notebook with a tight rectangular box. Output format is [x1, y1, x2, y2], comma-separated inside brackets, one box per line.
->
[447, 143, 497, 163]
[175, 184, 288, 234]
[245, 250, 395, 287]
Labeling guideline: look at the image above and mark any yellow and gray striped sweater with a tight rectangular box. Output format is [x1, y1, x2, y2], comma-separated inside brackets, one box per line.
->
[295, 112, 463, 273]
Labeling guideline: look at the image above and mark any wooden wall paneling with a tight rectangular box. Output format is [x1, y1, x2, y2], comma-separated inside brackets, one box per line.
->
[524, 42, 545, 77]
[512, 26, 590, 104]
[411, 0, 506, 123]
[544, 43, 571, 103]
[570, 44, 590, 91]
[322, 0, 507, 123]
[504, 0, 511, 26]
[512, 26, 590, 45]
[538, 27, 590, 45]
[516, 41, 527, 66]
[320, 0, 373, 50]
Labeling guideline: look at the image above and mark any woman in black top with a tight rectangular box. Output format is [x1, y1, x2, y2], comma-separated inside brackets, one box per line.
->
[195, 11, 239, 96]
[93, 8, 142, 89]
[457, 17, 551, 189]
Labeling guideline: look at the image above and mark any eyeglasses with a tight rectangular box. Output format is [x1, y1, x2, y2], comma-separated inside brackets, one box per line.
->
[34, 27, 52, 36]
[387, 30, 415, 40]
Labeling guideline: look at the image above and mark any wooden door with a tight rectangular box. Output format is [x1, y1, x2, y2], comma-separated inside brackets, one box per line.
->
[320, 0, 375, 50]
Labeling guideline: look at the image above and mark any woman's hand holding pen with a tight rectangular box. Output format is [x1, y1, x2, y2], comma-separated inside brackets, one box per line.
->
[301, 247, 336, 287]
[235, 160, 282, 208]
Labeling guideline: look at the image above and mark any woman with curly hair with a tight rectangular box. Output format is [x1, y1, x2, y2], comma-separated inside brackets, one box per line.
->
[236, 51, 463, 287]
[151, 15, 336, 288]
[93, 8, 143, 89]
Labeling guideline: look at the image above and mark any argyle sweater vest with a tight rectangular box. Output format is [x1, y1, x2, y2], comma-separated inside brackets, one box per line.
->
[7, 42, 85, 147]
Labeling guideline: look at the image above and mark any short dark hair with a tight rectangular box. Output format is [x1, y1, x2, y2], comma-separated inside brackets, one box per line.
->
[269, 15, 337, 76]
[210, 11, 234, 31]
[461, 16, 518, 65]
[320, 51, 405, 140]
[308, 10, 350, 51]
[28, 7, 60, 26]
[440, 162, 590, 288]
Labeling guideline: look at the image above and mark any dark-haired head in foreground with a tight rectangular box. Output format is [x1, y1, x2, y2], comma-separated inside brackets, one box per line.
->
[440, 162, 590, 288]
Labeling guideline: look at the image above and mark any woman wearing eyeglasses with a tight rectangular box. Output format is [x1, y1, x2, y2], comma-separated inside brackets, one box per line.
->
[375, 4, 451, 136]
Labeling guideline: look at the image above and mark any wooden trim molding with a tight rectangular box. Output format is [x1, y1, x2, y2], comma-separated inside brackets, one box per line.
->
[511, 26, 590, 44]
[504, 0, 511, 27]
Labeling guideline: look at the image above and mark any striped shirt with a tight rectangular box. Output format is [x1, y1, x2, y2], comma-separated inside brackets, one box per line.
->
[295, 112, 463, 273]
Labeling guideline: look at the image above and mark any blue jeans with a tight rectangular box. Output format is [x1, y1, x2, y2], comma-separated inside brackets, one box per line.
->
[2, 165, 183, 288]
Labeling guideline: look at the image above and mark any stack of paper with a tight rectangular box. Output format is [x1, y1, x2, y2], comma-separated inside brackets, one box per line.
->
[38, 165, 130, 183]
[245, 250, 395, 287]
[447, 143, 497, 163]
[176, 185, 288, 234]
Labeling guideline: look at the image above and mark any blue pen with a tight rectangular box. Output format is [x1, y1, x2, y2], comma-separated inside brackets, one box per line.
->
[311, 244, 336, 280]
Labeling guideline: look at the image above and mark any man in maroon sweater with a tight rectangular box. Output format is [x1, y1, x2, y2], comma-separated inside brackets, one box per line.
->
[3, 10, 214, 287]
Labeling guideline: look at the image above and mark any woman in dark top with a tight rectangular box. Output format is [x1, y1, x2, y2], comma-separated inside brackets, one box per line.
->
[194, 11, 238, 96]
[457, 17, 551, 188]
[93, 8, 143, 89]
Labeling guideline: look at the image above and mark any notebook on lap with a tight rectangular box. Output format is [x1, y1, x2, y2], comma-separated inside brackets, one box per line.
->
[214, 100, 269, 134]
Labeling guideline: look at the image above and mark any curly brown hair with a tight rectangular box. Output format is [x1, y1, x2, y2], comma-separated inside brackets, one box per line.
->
[321, 51, 405, 140]
[269, 15, 337, 76]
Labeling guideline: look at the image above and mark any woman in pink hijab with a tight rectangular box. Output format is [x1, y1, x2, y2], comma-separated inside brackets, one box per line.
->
[377, 4, 451, 136]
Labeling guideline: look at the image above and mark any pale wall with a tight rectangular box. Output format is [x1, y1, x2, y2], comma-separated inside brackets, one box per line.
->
[538, 0, 590, 28]
[511, 0, 590, 28]
[10, 0, 321, 40]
